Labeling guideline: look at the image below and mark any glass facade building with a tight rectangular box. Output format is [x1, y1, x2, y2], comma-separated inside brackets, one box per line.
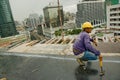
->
[105, 0, 119, 5]
[0, 0, 17, 38]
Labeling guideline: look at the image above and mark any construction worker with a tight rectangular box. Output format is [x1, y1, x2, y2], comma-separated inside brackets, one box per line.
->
[73, 22, 100, 66]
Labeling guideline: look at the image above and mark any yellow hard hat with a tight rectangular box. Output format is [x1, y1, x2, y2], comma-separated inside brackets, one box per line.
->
[82, 22, 93, 29]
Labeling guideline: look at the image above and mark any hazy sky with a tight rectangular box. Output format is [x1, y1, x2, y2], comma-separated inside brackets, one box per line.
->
[9, 0, 79, 21]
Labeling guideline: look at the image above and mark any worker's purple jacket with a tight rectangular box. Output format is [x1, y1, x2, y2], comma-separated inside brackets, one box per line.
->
[73, 31, 100, 56]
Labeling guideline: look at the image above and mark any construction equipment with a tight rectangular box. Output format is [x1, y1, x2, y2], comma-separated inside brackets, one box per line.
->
[99, 55, 105, 76]
[57, 0, 64, 40]
[93, 38, 104, 76]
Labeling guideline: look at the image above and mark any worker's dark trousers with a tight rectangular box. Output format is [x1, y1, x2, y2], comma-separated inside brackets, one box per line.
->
[81, 51, 97, 60]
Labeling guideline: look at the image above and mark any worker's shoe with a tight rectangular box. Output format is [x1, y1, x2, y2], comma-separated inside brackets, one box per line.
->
[76, 58, 85, 66]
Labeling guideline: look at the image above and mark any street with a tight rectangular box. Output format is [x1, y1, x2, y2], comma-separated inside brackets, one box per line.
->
[0, 52, 120, 80]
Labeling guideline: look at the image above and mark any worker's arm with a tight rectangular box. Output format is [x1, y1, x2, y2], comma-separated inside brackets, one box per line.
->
[90, 38, 97, 46]
[84, 35, 100, 56]
[93, 39, 97, 46]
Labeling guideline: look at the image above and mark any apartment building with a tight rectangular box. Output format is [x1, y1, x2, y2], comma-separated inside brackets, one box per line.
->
[76, 0, 105, 27]
[106, 4, 120, 35]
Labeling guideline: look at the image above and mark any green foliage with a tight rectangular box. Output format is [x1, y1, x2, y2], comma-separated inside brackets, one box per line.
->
[96, 33, 103, 37]
[55, 30, 62, 36]
[71, 29, 81, 34]
[55, 28, 82, 36]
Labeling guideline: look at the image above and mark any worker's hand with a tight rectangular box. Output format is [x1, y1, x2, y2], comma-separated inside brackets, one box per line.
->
[93, 39, 97, 46]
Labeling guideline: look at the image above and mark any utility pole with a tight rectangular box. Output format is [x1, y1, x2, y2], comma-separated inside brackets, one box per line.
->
[57, 0, 64, 40]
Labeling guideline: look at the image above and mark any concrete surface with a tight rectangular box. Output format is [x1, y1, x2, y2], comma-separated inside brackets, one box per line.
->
[0, 52, 120, 80]
[8, 42, 120, 55]
[94, 42, 120, 53]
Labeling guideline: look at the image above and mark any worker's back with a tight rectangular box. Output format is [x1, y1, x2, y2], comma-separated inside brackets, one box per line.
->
[73, 31, 88, 55]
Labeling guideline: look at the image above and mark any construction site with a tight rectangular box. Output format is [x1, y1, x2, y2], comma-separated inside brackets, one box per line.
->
[0, 30, 120, 54]
[0, 28, 120, 80]
[0, 0, 120, 80]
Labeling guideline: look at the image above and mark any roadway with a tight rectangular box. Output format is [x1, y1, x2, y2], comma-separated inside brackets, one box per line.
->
[0, 52, 120, 80]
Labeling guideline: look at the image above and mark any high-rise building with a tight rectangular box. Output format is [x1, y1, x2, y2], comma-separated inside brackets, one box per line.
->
[28, 13, 41, 29]
[106, 4, 120, 35]
[43, 5, 64, 28]
[76, 0, 106, 27]
[105, 0, 119, 5]
[23, 13, 42, 31]
[0, 0, 18, 38]
[43, 4, 64, 38]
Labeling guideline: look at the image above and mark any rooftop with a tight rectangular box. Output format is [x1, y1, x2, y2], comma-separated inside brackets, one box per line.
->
[0, 52, 120, 80]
